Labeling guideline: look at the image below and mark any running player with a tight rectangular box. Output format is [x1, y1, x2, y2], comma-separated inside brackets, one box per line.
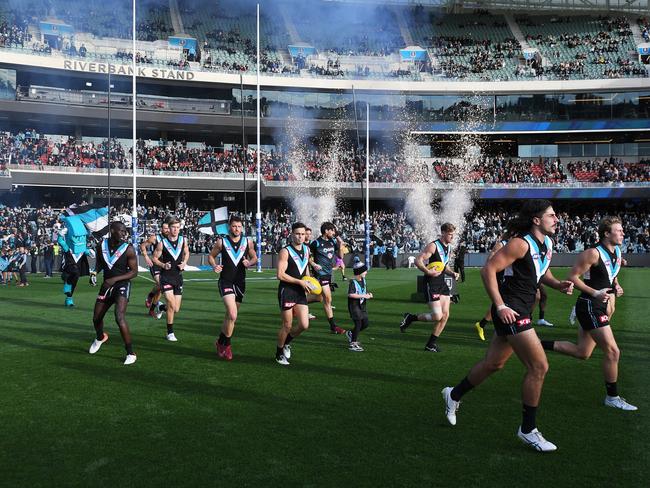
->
[275, 222, 313, 366]
[334, 235, 348, 281]
[207, 215, 258, 360]
[400, 223, 460, 352]
[305, 227, 317, 320]
[346, 261, 372, 351]
[441, 200, 574, 452]
[309, 222, 346, 335]
[88, 221, 138, 365]
[541, 216, 637, 411]
[474, 235, 509, 340]
[140, 219, 170, 318]
[152, 217, 189, 342]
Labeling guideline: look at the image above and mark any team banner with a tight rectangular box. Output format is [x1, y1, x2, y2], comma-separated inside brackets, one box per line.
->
[63, 205, 110, 238]
[198, 207, 229, 236]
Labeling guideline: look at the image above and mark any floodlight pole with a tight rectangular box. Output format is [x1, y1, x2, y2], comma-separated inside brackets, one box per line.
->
[255, 3, 262, 272]
[131, 0, 138, 246]
[365, 102, 370, 267]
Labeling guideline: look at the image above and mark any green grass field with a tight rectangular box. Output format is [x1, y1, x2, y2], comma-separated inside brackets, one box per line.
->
[1, 268, 648, 487]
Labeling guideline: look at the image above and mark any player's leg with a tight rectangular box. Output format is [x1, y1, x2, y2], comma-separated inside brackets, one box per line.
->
[163, 290, 178, 340]
[475, 306, 492, 341]
[425, 295, 451, 352]
[321, 284, 343, 334]
[536, 285, 553, 326]
[591, 326, 636, 410]
[216, 294, 238, 360]
[114, 294, 136, 364]
[89, 299, 111, 354]
[276, 307, 295, 364]
[542, 326, 597, 359]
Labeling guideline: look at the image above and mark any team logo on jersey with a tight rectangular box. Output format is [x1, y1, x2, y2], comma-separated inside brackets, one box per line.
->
[434, 240, 450, 266]
[101, 240, 129, 270]
[596, 245, 621, 283]
[162, 236, 184, 261]
[287, 244, 309, 275]
[516, 318, 531, 327]
[524, 235, 553, 283]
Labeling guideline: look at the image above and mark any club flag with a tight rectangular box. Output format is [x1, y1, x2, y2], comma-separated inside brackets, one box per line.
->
[0, 257, 8, 272]
[198, 207, 229, 236]
[64, 205, 110, 238]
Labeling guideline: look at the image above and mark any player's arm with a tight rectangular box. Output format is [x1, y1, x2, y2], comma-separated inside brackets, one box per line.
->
[308, 240, 321, 271]
[444, 263, 460, 280]
[613, 276, 623, 296]
[487, 240, 504, 261]
[336, 236, 344, 259]
[540, 268, 574, 294]
[93, 242, 104, 274]
[480, 238, 528, 324]
[207, 238, 223, 273]
[140, 234, 156, 267]
[566, 248, 609, 302]
[179, 238, 190, 271]
[103, 246, 138, 287]
[415, 243, 441, 277]
[151, 241, 167, 269]
[243, 239, 258, 268]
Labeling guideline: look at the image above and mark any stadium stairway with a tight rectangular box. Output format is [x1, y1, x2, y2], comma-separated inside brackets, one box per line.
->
[169, 0, 184, 36]
[393, 5, 415, 46]
[278, 2, 301, 45]
[505, 13, 549, 66]
[627, 15, 646, 47]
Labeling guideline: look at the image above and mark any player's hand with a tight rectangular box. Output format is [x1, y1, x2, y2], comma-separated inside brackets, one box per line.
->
[178, 262, 186, 271]
[312, 263, 322, 271]
[213, 264, 223, 273]
[366, 292, 373, 299]
[454, 272, 460, 281]
[621, 258, 628, 266]
[145, 257, 153, 267]
[300, 280, 312, 293]
[89, 272, 97, 287]
[614, 283, 624, 297]
[164, 262, 172, 270]
[592, 288, 611, 303]
[242, 259, 251, 268]
[558, 280, 574, 295]
[496, 304, 519, 324]
[426, 268, 442, 278]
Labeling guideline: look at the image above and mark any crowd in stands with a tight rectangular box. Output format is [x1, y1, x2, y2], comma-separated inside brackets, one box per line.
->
[5, 132, 650, 184]
[0, 19, 30, 48]
[567, 158, 650, 182]
[2, 203, 649, 261]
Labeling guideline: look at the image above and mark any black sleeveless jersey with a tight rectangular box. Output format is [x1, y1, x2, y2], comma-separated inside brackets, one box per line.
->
[220, 235, 249, 283]
[500, 233, 553, 310]
[580, 244, 621, 299]
[348, 277, 368, 315]
[160, 235, 185, 277]
[426, 239, 451, 286]
[97, 239, 132, 282]
[284, 243, 310, 281]
[148, 233, 163, 254]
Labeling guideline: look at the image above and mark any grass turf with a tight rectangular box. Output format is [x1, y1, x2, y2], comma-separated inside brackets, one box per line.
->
[0, 268, 648, 487]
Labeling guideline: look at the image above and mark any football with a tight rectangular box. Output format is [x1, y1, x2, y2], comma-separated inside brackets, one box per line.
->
[303, 276, 323, 295]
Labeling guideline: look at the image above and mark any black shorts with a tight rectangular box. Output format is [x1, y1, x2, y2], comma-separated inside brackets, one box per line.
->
[425, 279, 450, 302]
[575, 297, 610, 330]
[491, 302, 534, 337]
[219, 279, 246, 303]
[149, 265, 161, 279]
[160, 275, 183, 296]
[317, 274, 333, 287]
[278, 283, 308, 311]
[96, 281, 131, 305]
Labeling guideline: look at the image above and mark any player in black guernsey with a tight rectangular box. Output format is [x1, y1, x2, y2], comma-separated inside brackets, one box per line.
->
[275, 222, 313, 366]
[442, 200, 574, 452]
[400, 222, 460, 352]
[346, 261, 373, 352]
[140, 220, 170, 318]
[88, 221, 138, 365]
[542, 216, 637, 411]
[309, 222, 346, 335]
[152, 217, 189, 342]
[208, 215, 258, 361]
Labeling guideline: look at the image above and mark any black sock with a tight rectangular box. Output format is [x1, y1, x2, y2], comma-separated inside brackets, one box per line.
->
[451, 376, 474, 402]
[606, 381, 618, 397]
[65, 292, 72, 297]
[426, 334, 438, 348]
[159, 304, 167, 312]
[479, 318, 489, 328]
[147, 292, 154, 300]
[167, 324, 174, 334]
[327, 316, 337, 330]
[218, 333, 226, 345]
[96, 329, 104, 341]
[276, 346, 284, 358]
[125, 343, 134, 355]
[539, 309, 545, 320]
[284, 334, 294, 346]
[541, 340, 555, 351]
[521, 404, 537, 434]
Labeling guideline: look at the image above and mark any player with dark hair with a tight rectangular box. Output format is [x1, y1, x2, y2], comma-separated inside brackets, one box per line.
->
[541, 216, 637, 411]
[140, 220, 170, 318]
[442, 200, 574, 452]
[275, 222, 313, 366]
[309, 221, 346, 335]
[152, 217, 189, 342]
[208, 215, 258, 360]
[400, 222, 460, 352]
[88, 221, 138, 365]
